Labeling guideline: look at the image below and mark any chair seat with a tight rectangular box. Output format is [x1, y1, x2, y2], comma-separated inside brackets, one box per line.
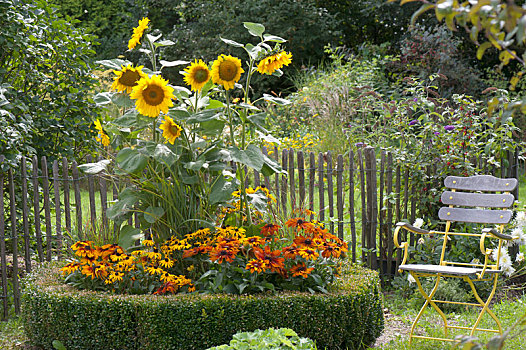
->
[399, 264, 502, 277]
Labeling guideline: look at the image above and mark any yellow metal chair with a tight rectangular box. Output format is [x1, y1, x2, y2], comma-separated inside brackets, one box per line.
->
[394, 175, 517, 344]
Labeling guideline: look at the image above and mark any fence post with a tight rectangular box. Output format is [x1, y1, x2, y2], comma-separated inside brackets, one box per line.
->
[365, 147, 378, 270]
[21, 157, 31, 272]
[336, 154, 344, 240]
[318, 152, 325, 223]
[41, 157, 52, 261]
[72, 161, 83, 241]
[288, 149, 296, 212]
[349, 150, 356, 262]
[281, 149, 288, 218]
[53, 160, 62, 260]
[357, 148, 366, 264]
[32, 156, 44, 262]
[297, 151, 305, 210]
[309, 152, 315, 222]
[62, 158, 71, 240]
[0, 155, 8, 320]
[327, 152, 334, 234]
[8, 168, 20, 314]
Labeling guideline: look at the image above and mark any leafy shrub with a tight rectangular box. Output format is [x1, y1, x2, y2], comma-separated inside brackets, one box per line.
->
[389, 24, 484, 97]
[0, 0, 100, 165]
[23, 263, 384, 350]
[206, 328, 317, 350]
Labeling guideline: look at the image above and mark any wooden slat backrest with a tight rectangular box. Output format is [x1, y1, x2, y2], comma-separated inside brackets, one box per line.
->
[441, 191, 514, 208]
[440, 175, 516, 225]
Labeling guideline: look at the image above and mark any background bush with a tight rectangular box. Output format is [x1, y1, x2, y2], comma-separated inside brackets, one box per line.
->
[23, 263, 384, 350]
[0, 0, 101, 166]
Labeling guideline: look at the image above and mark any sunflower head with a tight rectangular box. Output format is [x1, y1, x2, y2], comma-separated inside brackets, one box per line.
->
[211, 55, 244, 90]
[130, 75, 175, 118]
[183, 59, 211, 92]
[159, 116, 183, 144]
[111, 65, 147, 94]
[257, 51, 292, 75]
[128, 17, 150, 50]
[94, 120, 110, 147]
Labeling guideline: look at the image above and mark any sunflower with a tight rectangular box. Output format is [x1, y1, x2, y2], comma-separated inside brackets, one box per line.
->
[211, 54, 244, 90]
[257, 51, 292, 75]
[93, 120, 110, 146]
[183, 59, 211, 92]
[130, 75, 175, 118]
[159, 116, 183, 144]
[111, 65, 147, 94]
[290, 263, 314, 278]
[128, 17, 150, 50]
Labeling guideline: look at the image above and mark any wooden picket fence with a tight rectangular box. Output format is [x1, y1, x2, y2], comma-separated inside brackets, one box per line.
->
[0, 147, 520, 320]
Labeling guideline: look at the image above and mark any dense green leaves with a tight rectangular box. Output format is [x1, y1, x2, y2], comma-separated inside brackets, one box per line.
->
[0, 0, 100, 165]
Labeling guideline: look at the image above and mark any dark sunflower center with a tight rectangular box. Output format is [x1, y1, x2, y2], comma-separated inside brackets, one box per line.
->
[218, 60, 237, 81]
[219, 250, 229, 256]
[194, 69, 209, 83]
[297, 220, 304, 225]
[143, 85, 164, 106]
[304, 239, 312, 245]
[169, 125, 180, 135]
[119, 70, 141, 87]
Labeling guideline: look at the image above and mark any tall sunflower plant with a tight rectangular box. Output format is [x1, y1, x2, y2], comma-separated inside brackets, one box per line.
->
[83, 19, 291, 249]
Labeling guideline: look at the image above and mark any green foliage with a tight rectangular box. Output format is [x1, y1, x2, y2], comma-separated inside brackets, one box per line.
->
[47, 0, 142, 59]
[22, 264, 384, 350]
[161, 0, 342, 95]
[0, 0, 100, 166]
[206, 328, 317, 350]
[391, 24, 484, 97]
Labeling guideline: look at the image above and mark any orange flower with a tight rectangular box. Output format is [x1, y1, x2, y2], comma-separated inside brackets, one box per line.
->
[60, 262, 81, 275]
[321, 242, 342, 258]
[154, 282, 178, 295]
[261, 223, 281, 236]
[282, 245, 300, 259]
[71, 241, 93, 251]
[81, 265, 96, 279]
[290, 263, 314, 278]
[297, 248, 319, 260]
[245, 259, 267, 273]
[209, 246, 237, 264]
[285, 218, 314, 231]
[241, 236, 265, 248]
[254, 246, 284, 272]
[293, 236, 319, 249]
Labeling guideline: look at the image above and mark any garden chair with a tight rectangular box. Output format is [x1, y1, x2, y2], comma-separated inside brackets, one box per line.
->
[394, 175, 517, 344]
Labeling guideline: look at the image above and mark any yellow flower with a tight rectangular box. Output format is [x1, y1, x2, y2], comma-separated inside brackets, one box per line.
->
[128, 17, 149, 50]
[130, 75, 175, 118]
[211, 55, 244, 90]
[159, 116, 183, 144]
[257, 51, 292, 75]
[146, 265, 164, 275]
[142, 239, 155, 247]
[111, 65, 147, 94]
[183, 59, 211, 92]
[94, 120, 110, 147]
[159, 258, 174, 269]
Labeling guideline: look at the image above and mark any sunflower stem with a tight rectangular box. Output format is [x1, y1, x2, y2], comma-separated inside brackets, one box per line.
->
[152, 118, 157, 142]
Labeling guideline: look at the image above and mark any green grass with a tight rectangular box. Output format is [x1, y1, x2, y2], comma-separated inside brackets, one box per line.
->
[0, 317, 26, 350]
[371, 292, 526, 349]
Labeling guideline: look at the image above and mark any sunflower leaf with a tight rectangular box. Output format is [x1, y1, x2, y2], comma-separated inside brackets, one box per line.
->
[154, 39, 175, 48]
[111, 92, 135, 108]
[146, 33, 162, 43]
[95, 58, 131, 70]
[229, 144, 264, 171]
[244, 22, 265, 37]
[116, 148, 148, 174]
[118, 225, 143, 250]
[78, 159, 111, 174]
[160, 60, 190, 68]
[209, 175, 236, 204]
[220, 37, 244, 48]
[263, 34, 286, 43]
[143, 206, 165, 224]
[262, 94, 290, 105]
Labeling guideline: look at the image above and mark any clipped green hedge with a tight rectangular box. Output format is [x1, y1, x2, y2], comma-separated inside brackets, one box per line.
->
[22, 263, 383, 350]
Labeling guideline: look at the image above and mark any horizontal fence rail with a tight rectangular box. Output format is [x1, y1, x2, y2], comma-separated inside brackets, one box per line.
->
[0, 147, 520, 320]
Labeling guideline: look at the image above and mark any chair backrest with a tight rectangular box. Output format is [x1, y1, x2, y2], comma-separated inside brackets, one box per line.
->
[437, 175, 517, 268]
[439, 175, 517, 224]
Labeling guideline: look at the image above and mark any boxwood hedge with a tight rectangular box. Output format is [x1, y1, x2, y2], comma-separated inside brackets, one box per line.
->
[22, 263, 383, 350]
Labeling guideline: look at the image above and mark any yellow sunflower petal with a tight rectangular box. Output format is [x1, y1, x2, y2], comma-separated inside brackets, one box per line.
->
[128, 17, 150, 50]
[159, 116, 183, 144]
[210, 54, 244, 90]
[130, 75, 175, 118]
[257, 51, 292, 75]
[111, 65, 147, 94]
[183, 59, 211, 92]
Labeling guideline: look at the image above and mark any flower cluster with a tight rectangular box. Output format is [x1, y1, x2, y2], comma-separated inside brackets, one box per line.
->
[62, 216, 348, 295]
[217, 186, 276, 224]
[263, 133, 320, 155]
[61, 240, 194, 294]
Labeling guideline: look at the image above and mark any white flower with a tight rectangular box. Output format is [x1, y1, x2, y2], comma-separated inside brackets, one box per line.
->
[516, 252, 525, 263]
[408, 274, 416, 284]
[413, 218, 424, 229]
[515, 211, 526, 228]
[417, 237, 425, 245]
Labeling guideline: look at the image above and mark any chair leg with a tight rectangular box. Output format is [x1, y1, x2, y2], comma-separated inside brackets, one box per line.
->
[410, 273, 449, 344]
[464, 275, 502, 336]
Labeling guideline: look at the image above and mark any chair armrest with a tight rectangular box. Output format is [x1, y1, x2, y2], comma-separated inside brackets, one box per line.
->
[481, 228, 513, 240]
[395, 222, 431, 235]
[393, 222, 431, 272]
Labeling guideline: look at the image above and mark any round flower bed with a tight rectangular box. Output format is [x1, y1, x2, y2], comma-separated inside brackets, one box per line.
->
[22, 263, 384, 350]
